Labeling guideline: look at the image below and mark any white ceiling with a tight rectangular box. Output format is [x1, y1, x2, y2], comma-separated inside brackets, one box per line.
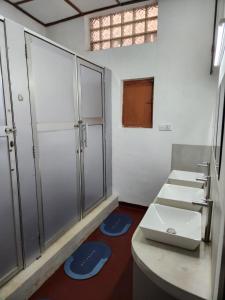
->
[20, 0, 79, 23]
[69, 0, 117, 12]
[6, 0, 147, 26]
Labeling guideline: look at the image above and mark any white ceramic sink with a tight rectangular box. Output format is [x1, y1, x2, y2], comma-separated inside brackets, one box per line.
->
[139, 204, 201, 250]
[155, 184, 204, 211]
[168, 170, 205, 188]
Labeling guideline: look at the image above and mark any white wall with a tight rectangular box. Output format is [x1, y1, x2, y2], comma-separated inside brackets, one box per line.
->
[47, 0, 217, 206]
[0, 0, 46, 35]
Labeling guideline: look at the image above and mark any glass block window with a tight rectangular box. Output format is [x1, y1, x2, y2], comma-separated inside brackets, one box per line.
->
[90, 3, 158, 51]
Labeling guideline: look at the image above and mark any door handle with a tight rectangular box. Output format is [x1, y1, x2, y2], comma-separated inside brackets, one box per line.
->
[82, 123, 88, 148]
[78, 121, 88, 149]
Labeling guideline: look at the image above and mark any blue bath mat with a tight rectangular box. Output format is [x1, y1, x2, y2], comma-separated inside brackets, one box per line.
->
[64, 241, 111, 280]
[100, 213, 132, 237]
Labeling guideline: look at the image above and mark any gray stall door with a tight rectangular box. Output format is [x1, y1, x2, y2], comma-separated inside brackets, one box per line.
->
[77, 58, 106, 214]
[25, 34, 80, 247]
[0, 21, 23, 286]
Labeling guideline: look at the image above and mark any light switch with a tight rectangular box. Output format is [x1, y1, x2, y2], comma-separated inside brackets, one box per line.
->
[159, 124, 172, 131]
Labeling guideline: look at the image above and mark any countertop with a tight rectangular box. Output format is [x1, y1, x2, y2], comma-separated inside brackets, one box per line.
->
[132, 210, 211, 300]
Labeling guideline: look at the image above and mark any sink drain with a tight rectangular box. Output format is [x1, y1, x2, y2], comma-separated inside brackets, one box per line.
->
[166, 228, 176, 235]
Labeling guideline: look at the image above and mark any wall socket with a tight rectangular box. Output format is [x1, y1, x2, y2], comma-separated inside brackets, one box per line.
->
[159, 124, 172, 131]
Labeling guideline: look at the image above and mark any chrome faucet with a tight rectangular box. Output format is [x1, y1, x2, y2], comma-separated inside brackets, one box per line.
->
[196, 175, 211, 200]
[192, 198, 213, 243]
[197, 161, 210, 176]
[194, 162, 213, 242]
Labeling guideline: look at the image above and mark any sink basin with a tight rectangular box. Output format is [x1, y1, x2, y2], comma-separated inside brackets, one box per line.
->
[155, 184, 204, 211]
[168, 170, 205, 188]
[139, 204, 201, 250]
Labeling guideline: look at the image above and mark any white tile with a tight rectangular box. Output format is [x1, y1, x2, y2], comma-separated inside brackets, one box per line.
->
[70, 0, 117, 12]
[19, 0, 78, 24]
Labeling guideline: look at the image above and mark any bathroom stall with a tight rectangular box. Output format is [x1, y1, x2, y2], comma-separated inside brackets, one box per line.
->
[0, 18, 112, 286]
[77, 58, 106, 215]
[0, 20, 23, 285]
[25, 34, 81, 248]
[25, 34, 108, 248]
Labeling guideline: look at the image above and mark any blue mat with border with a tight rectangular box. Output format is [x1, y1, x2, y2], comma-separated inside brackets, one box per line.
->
[64, 241, 111, 280]
[100, 213, 132, 237]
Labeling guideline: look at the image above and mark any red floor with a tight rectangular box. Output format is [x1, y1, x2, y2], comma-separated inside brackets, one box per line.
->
[30, 204, 146, 300]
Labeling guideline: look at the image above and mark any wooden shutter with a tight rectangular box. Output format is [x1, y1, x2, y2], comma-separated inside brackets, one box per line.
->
[122, 78, 154, 128]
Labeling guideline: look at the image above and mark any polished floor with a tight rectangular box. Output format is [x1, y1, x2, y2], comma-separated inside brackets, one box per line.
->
[30, 204, 146, 300]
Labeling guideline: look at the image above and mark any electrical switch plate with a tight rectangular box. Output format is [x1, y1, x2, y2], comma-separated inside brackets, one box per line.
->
[159, 124, 172, 131]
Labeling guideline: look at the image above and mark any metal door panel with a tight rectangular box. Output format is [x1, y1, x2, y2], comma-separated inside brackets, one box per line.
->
[0, 21, 23, 285]
[28, 36, 76, 124]
[80, 65, 103, 120]
[26, 34, 80, 247]
[83, 125, 104, 211]
[77, 58, 106, 215]
[38, 130, 79, 243]
[5, 21, 41, 264]
[0, 138, 18, 278]
[0, 71, 5, 125]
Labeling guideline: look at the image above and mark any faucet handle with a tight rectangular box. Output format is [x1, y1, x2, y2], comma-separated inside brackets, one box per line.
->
[197, 162, 210, 177]
[192, 200, 208, 207]
[192, 198, 213, 207]
[200, 198, 210, 203]
[196, 176, 209, 182]
[197, 162, 210, 167]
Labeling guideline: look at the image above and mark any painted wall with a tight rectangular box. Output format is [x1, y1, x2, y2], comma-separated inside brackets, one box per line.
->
[47, 0, 217, 206]
[0, 0, 46, 35]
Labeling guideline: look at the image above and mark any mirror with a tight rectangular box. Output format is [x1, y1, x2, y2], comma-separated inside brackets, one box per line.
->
[213, 74, 225, 178]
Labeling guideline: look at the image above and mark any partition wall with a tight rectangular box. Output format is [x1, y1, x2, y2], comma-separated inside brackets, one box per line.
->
[0, 18, 112, 286]
[0, 20, 23, 287]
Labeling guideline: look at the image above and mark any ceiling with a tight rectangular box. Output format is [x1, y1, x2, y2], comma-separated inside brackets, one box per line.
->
[4, 0, 149, 26]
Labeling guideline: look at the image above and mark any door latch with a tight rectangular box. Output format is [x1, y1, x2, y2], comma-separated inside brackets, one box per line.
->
[5, 127, 16, 135]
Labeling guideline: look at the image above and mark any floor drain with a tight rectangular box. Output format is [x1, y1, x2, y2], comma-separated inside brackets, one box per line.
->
[166, 228, 176, 235]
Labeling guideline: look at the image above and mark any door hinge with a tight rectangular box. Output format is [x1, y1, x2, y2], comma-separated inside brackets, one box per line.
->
[32, 145, 36, 158]
[25, 44, 28, 59]
[38, 233, 41, 244]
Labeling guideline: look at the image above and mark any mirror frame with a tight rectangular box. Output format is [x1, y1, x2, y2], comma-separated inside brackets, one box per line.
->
[213, 74, 225, 178]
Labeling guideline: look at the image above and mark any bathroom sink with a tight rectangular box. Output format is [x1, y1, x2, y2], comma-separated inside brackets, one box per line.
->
[139, 204, 201, 250]
[168, 170, 205, 188]
[155, 184, 204, 211]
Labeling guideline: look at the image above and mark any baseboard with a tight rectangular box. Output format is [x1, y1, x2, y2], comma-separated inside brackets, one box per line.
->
[119, 201, 148, 210]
